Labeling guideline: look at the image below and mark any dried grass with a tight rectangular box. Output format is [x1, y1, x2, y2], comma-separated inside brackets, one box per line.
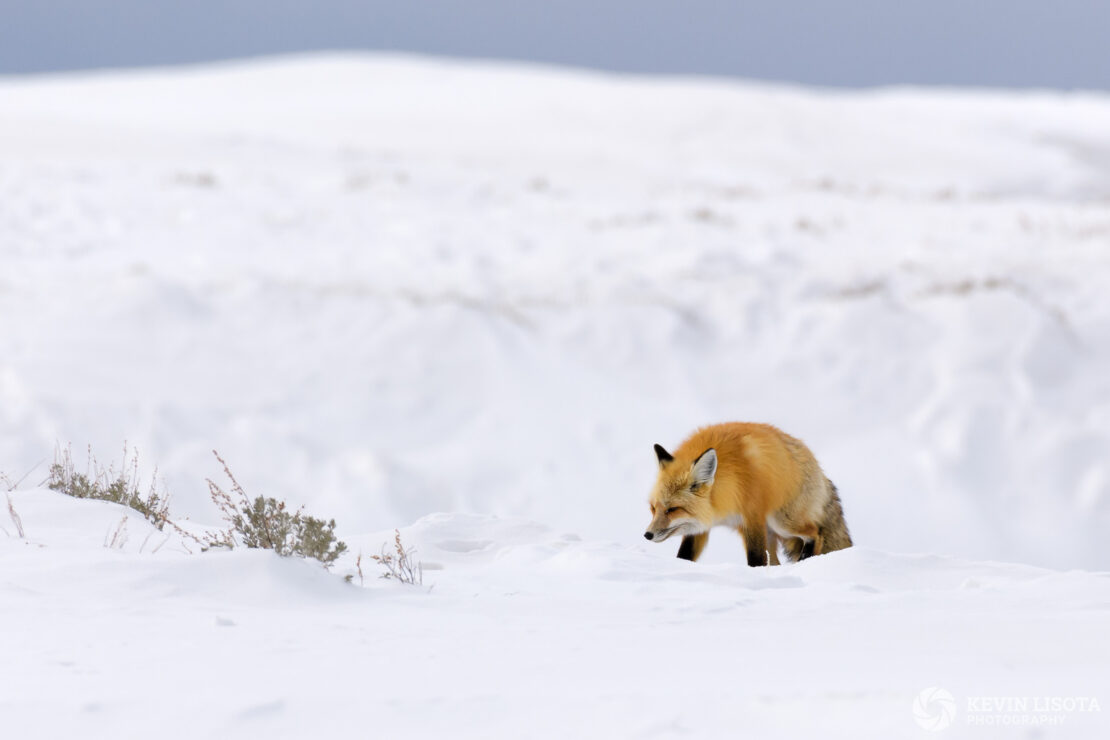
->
[371, 530, 423, 585]
[48, 443, 171, 529]
[202, 450, 347, 567]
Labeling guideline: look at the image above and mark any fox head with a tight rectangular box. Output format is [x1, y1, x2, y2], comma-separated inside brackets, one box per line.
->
[644, 444, 717, 542]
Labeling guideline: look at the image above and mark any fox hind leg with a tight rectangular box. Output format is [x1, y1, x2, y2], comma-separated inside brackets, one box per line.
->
[800, 538, 816, 559]
[794, 524, 822, 559]
[781, 537, 804, 562]
[771, 515, 821, 561]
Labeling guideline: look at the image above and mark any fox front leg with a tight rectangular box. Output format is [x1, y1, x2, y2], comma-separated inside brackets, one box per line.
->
[676, 532, 709, 561]
[741, 525, 769, 567]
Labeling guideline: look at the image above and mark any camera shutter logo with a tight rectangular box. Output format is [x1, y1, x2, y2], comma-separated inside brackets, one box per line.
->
[914, 687, 957, 731]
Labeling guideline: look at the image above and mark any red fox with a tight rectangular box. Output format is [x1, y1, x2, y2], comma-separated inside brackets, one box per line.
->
[644, 422, 851, 566]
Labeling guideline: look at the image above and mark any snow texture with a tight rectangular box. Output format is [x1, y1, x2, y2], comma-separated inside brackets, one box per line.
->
[1, 55, 1108, 738]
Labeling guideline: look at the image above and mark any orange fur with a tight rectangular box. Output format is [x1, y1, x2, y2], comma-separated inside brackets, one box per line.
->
[644, 422, 852, 566]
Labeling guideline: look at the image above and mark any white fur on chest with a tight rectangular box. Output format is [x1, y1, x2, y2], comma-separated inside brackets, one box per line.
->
[716, 513, 746, 529]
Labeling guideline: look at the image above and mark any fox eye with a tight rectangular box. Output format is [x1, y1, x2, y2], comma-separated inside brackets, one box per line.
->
[666, 507, 679, 515]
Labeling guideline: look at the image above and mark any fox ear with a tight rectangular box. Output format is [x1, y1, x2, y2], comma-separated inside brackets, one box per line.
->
[654, 444, 674, 467]
[690, 448, 717, 487]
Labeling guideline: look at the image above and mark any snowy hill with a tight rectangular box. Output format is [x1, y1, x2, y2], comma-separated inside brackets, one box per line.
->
[2, 55, 1109, 737]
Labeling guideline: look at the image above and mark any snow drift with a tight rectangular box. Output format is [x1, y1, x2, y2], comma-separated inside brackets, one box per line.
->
[3, 54, 1108, 569]
[1, 54, 1109, 738]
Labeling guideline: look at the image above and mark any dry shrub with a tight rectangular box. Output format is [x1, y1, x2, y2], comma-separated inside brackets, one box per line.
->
[202, 450, 347, 567]
[48, 444, 170, 529]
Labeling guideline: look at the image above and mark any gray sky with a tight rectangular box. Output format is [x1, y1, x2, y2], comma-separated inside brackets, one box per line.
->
[2, 0, 1108, 89]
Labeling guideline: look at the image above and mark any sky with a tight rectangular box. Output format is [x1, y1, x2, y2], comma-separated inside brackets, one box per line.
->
[1, 0, 1108, 88]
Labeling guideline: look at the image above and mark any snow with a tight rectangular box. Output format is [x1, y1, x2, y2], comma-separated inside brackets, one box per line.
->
[5, 491, 1109, 738]
[2, 54, 1109, 737]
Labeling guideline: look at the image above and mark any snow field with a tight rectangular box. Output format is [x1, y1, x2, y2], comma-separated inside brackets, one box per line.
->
[2, 55, 1110, 737]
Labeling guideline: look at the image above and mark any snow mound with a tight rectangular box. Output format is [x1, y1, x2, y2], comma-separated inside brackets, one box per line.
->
[4, 493, 1109, 738]
[3, 54, 1109, 570]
